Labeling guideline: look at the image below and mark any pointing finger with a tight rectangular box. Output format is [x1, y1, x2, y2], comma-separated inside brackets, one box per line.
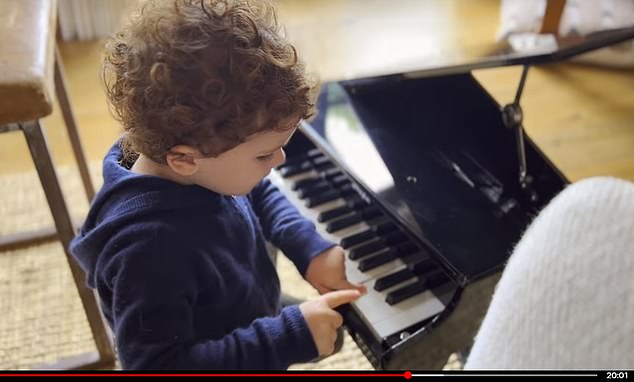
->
[331, 279, 368, 295]
[321, 289, 362, 309]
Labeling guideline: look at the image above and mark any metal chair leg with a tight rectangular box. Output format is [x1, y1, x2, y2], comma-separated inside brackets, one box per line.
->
[20, 120, 115, 369]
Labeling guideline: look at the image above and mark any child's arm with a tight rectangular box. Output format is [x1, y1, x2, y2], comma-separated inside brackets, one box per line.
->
[103, 227, 318, 369]
[249, 177, 335, 276]
[250, 178, 366, 296]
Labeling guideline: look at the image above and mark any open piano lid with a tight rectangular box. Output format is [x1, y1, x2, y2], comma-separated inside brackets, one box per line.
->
[302, 27, 633, 286]
[333, 26, 634, 82]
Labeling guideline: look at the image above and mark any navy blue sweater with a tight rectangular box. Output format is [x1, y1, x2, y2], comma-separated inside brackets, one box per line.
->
[70, 142, 335, 369]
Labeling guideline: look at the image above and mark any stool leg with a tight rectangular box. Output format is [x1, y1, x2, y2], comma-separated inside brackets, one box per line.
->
[54, 46, 96, 202]
[21, 120, 115, 369]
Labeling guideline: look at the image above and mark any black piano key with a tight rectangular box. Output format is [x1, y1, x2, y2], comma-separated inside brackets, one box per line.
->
[339, 219, 394, 248]
[360, 205, 382, 220]
[321, 167, 343, 181]
[280, 160, 312, 178]
[338, 183, 356, 197]
[321, 196, 366, 222]
[381, 231, 408, 246]
[312, 155, 333, 170]
[373, 220, 398, 235]
[355, 240, 420, 271]
[349, 229, 407, 260]
[305, 189, 341, 208]
[374, 268, 415, 292]
[340, 229, 377, 248]
[425, 270, 451, 289]
[358, 248, 397, 272]
[400, 252, 433, 274]
[318, 204, 352, 223]
[307, 148, 322, 159]
[385, 279, 429, 306]
[330, 174, 350, 186]
[295, 178, 329, 190]
[326, 212, 364, 233]
[296, 182, 331, 199]
[325, 201, 381, 233]
[292, 176, 321, 191]
[346, 195, 367, 208]
[348, 239, 386, 260]
[409, 258, 436, 275]
[395, 241, 419, 257]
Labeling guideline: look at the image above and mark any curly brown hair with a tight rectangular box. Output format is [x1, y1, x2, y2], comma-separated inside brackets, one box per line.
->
[103, 0, 318, 163]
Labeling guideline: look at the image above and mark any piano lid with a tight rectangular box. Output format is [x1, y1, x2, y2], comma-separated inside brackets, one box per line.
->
[297, 27, 631, 284]
[335, 26, 634, 82]
[303, 75, 567, 285]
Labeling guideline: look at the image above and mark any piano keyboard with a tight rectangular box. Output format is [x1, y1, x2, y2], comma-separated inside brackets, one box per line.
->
[270, 148, 452, 340]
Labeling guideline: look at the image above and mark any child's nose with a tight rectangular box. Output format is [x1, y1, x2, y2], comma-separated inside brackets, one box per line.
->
[272, 148, 286, 168]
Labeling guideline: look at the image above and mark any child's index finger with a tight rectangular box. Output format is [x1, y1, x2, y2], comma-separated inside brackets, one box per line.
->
[322, 289, 362, 309]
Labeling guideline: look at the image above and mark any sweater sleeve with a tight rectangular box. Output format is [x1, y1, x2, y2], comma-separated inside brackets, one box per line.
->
[103, 227, 318, 370]
[249, 177, 336, 276]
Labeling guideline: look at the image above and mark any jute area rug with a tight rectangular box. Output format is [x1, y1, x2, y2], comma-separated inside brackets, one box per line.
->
[0, 163, 461, 370]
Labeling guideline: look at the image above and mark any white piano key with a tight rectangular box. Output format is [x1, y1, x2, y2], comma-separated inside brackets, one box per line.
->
[269, 169, 446, 340]
[352, 277, 445, 339]
[269, 171, 366, 242]
[282, 169, 319, 183]
[271, 171, 385, 283]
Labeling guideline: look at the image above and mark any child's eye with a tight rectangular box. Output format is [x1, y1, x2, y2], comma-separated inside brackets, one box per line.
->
[256, 153, 274, 162]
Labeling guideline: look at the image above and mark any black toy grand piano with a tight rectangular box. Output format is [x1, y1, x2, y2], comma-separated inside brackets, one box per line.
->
[270, 27, 634, 370]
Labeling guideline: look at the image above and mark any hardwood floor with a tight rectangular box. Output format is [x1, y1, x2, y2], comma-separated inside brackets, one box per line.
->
[475, 63, 634, 182]
[0, 40, 121, 175]
[1, 0, 632, 183]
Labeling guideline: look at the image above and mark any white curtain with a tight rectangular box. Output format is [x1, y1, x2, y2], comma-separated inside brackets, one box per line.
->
[58, 0, 141, 41]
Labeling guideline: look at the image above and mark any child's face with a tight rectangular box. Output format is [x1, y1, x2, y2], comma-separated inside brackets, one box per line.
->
[190, 122, 298, 196]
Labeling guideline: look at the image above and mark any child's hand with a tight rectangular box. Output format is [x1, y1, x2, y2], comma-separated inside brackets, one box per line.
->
[305, 245, 367, 295]
[299, 289, 362, 356]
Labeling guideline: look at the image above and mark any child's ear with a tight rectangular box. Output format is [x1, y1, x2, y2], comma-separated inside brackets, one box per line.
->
[166, 145, 200, 176]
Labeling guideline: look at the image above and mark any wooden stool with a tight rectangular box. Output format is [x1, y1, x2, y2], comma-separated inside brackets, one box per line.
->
[0, 0, 115, 369]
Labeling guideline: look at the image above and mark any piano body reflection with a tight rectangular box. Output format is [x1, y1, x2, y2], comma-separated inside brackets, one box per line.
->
[270, 28, 634, 370]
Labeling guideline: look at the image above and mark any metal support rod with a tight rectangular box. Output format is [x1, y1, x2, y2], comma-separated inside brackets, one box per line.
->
[502, 65, 532, 191]
[514, 65, 530, 105]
